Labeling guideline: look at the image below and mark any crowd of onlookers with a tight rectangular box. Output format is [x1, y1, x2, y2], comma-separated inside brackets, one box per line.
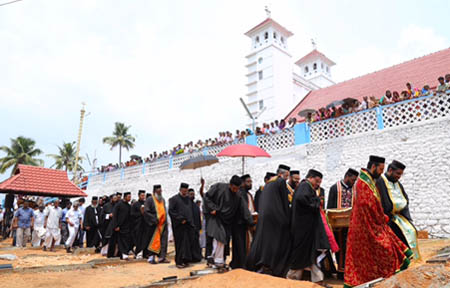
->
[305, 74, 450, 123]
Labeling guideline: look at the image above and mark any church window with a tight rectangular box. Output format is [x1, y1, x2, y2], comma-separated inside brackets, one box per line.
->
[264, 32, 269, 40]
[259, 100, 264, 110]
[313, 63, 317, 70]
[281, 37, 285, 44]
[258, 57, 263, 64]
[326, 66, 329, 72]
[258, 71, 263, 80]
[273, 32, 277, 39]
[304, 66, 309, 73]
[321, 63, 324, 69]
[256, 36, 260, 43]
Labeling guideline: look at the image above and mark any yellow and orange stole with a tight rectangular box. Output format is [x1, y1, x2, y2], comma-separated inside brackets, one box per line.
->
[148, 196, 166, 254]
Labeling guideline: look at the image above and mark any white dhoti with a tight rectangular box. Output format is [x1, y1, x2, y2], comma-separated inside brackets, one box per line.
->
[32, 226, 46, 247]
[211, 239, 225, 264]
[65, 225, 79, 248]
[44, 228, 61, 248]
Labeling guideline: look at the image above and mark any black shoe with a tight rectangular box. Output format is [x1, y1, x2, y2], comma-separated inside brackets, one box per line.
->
[207, 256, 214, 267]
[176, 264, 186, 269]
[159, 258, 170, 264]
[43, 247, 47, 252]
[66, 247, 72, 253]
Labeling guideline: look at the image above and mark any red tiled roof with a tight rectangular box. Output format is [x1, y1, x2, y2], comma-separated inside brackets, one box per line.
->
[286, 47, 450, 120]
[0, 165, 87, 198]
[245, 17, 294, 37]
[295, 49, 336, 66]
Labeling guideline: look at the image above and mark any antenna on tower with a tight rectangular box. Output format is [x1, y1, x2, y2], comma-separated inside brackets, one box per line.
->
[311, 38, 317, 49]
[265, 5, 271, 18]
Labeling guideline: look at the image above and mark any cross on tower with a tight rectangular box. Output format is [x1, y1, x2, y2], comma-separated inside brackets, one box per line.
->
[311, 38, 317, 49]
[265, 5, 271, 18]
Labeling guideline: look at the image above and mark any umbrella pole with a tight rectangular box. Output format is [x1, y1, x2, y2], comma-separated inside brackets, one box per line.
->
[242, 156, 245, 175]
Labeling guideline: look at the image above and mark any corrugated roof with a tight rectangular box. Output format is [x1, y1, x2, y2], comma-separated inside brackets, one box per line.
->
[286, 48, 450, 120]
[0, 165, 87, 197]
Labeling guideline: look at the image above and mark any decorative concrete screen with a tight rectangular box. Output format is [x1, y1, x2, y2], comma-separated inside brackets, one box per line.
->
[382, 93, 450, 128]
[309, 109, 378, 142]
[171, 151, 204, 169]
[257, 128, 295, 151]
[147, 158, 170, 174]
[206, 139, 245, 156]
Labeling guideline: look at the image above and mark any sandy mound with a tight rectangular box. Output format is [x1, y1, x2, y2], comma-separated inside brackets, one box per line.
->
[376, 264, 450, 288]
[176, 269, 321, 288]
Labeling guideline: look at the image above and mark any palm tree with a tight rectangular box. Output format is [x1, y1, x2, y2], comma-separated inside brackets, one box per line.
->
[0, 136, 44, 175]
[47, 141, 84, 172]
[103, 122, 136, 164]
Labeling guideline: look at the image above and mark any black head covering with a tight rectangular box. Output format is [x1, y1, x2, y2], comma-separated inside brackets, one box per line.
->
[369, 155, 385, 164]
[230, 175, 242, 186]
[241, 174, 251, 181]
[346, 168, 359, 177]
[290, 170, 300, 176]
[124, 192, 131, 197]
[138, 190, 146, 195]
[391, 160, 406, 170]
[180, 183, 189, 189]
[92, 196, 98, 201]
[153, 184, 161, 191]
[278, 164, 291, 171]
[109, 193, 116, 198]
[116, 192, 123, 196]
[146, 193, 152, 199]
[265, 172, 276, 179]
[188, 188, 195, 192]
[307, 169, 323, 179]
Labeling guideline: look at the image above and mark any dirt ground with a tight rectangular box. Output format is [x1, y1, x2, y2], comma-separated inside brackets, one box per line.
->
[0, 239, 449, 288]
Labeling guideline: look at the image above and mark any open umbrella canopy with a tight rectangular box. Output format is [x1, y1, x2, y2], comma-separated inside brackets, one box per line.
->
[217, 144, 271, 158]
[130, 155, 141, 160]
[179, 155, 219, 170]
[298, 108, 316, 118]
[326, 100, 345, 109]
[343, 97, 358, 105]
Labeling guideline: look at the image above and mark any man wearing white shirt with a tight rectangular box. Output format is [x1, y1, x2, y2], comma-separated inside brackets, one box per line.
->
[32, 205, 46, 247]
[44, 200, 62, 251]
[77, 198, 86, 247]
[65, 201, 83, 253]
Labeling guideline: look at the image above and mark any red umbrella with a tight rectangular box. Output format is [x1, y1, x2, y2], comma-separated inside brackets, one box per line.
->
[217, 144, 271, 174]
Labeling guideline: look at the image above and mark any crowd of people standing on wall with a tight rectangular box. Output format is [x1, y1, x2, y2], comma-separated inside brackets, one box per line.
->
[305, 75, 450, 123]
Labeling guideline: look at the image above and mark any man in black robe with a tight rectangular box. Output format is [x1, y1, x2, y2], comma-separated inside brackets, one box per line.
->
[169, 183, 196, 268]
[254, 172, 275, 213]
[83, 196, 102, 250]
[377, 160, 419, 259]
[246, 164, 291, 277]
[230, 174, 255, 269]
[287, 169, 330, 286]
[109, 192, 132, 260]
[100, 194, 117, 255]
[130, 190, 146, 259]
[189, 188, 203, 263]
[203, 175, 245, 268]
[327, 168, 358, 275]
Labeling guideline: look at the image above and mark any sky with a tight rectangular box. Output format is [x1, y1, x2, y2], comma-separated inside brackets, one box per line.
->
[0, 0, 449, 180]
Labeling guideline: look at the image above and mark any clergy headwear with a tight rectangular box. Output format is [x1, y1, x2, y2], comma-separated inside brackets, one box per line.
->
[124, 192, 131, 197]
[241, 174, 251, 181]
[290, 170, 300, 176]
[153, 184, 161, 191]
[180, 183, 189, 189]
[278, 164, 291, 171]
[146, 193, 152, 199]
[188, 188, 194, 192]
[116, 192, 123, 196]
[230, 175, 243, 187]
[390, 160, 406, 170]
[346, 168, 359, 177]
[306, 169, 323, 179]
[92, 196, 98, 201]
[369, 155, 385, 164]
[265, 172, 276, 179]
[138, 190, 145, 195]
[109, 193, 115, 198]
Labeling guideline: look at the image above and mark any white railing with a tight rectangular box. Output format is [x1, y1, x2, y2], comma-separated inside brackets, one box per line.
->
[309, 109, 379, 142]
[382, 92, 450, 128]
[257, 128, 295, 152]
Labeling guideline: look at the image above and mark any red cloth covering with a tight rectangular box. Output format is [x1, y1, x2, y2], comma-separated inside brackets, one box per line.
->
[344, 169, 412, 287]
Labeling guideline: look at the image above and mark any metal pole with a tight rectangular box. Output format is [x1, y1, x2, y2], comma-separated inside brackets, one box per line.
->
[72, 103, 86, 183]
[242, 156, 245, 174]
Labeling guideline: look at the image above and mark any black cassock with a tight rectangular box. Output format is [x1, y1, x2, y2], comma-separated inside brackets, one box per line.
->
[109, 200, 132, 258]
[141, 195, 157, 258]
[191, 198, 203, 262]
[130, 199, 146, 254]
[289, 180, 329, 270]
[83, 205, 102, 248]
[230, 188, 253, 269]
[169, 194, 196, 266]
[101, 201, 115, 247]
[246, 177, 291, 277]
[254, 186, 263, 213]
